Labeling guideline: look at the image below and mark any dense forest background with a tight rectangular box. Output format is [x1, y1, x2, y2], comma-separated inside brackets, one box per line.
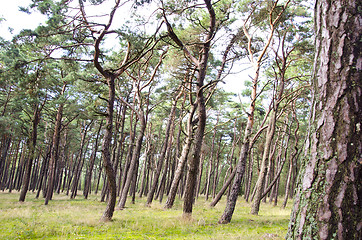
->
[0, 0, 360, 239]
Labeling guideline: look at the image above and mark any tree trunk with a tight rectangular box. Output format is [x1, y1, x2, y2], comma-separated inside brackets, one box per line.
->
[100, 76, 117, 221]
[19, 103, 42, 202]
[36, 145, 51, 198]
[251, 110, 278, 214]
[245, 148, 254, 202]
[286, 0, 362, 238]
[118, 115, 146, 209]
[45, 83, 66, 205]
[70, 120, 92, 199]
[0, 136, 11, 188]
[146, 91, 180, 206]
[84, 120, 103, 199]
[205, 128, 217, 201]
[164, 106, 196, 209]
[282, 106, 299, 208]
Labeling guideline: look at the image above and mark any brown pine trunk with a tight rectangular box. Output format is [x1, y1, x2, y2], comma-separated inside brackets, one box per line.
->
[0, 136, 12, 188]
[205, 128, 217, 201]
[70, 120, 92, 199]
[19, 102, 43, 202]
[146, 91, 180, 206]
[45, 83, 66, 205]
[35, 145, 51, 198]
[286, 0, 361, 238]
[218, 1, 290, 222]
[251, 110, 278, 214]
[283, 106, 299, 208]
[0, 139, 16, 190]
[164, 105, 196, 209]
[84, 120, 103, 199]
[182, 0, 215, 219]
[245, 148, 254, 202]
[100, 76, 118, 221]
[118, 115, 146, 209]
[139, 131, 153, 198]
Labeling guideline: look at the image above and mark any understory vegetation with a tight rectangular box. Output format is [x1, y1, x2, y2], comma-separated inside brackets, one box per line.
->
[0, 192, 290, 239]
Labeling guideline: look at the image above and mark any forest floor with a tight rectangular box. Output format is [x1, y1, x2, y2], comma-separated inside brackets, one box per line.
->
[0, 191, 292, 239]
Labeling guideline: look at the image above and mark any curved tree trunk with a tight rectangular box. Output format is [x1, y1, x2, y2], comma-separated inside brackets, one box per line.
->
[286, 0, 362, 238]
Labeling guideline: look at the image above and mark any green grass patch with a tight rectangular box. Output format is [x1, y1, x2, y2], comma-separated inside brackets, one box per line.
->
[0, 192, 292, 239]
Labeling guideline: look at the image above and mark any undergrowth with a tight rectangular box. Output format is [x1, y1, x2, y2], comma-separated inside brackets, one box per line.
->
[0, 192, 292, 239]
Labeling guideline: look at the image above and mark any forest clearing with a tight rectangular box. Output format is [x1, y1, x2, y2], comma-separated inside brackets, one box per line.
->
[0, 0, 360, 239]
[0, 192, 290, 239]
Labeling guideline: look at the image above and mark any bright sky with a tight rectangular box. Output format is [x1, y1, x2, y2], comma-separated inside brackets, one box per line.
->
[0, 0, 47, 40]
[0, 0, 247, 95]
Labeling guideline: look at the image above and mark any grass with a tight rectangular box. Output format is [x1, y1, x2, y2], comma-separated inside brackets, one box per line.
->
[0, 192, 292, 239]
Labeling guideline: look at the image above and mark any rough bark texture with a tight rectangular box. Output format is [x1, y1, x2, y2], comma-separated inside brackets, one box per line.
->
[286, 0, 362, 239]
[100, 76, 117, 221]
[181, 0, 215, 219]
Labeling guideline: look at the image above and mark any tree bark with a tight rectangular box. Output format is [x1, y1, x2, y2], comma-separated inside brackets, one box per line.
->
[118, 115, 146, 209]
[45, 83, 66, 205]
[282, 105, 299, 208]
[19, 101, 44, 202]
[84, 120, 103, 199]
[100, 76, 118, 221]
[146, 90, 181, 206]
[181, 0, 215, 219]
[164, 105, 196, 209]
[70, 120, 92, 199]
[286, 0, 362, 238]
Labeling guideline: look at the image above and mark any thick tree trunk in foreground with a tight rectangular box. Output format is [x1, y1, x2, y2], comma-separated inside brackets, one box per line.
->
[286, 0, 362, 239]
[182, 0, 215, 219]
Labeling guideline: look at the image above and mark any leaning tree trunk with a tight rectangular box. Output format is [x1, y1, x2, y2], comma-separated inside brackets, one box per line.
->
[146, 91, 180, 206]
[118, 115, 146, 209]
[251, 110, 278, 214]
[282, 105, 299, 209]
[286, 0, 362, 239]
[164, 105, 196, 209]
